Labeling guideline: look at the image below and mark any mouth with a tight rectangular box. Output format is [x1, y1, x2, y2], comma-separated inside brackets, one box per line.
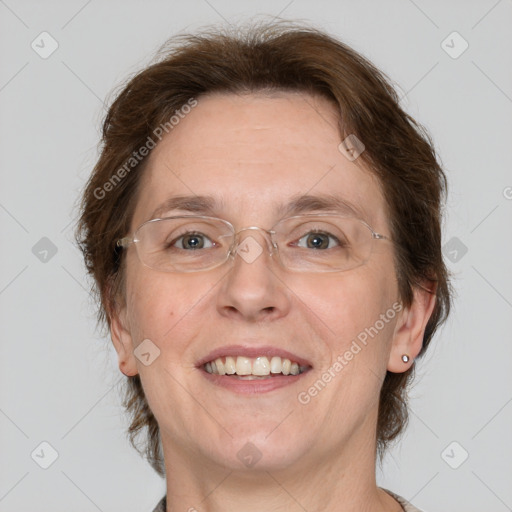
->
[203, 355, 310, 379]
[197, 346, 312, 393]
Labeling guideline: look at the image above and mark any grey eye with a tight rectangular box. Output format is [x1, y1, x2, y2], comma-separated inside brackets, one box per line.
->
[172, 233, 214, 250]
[296, 232, 340, 250]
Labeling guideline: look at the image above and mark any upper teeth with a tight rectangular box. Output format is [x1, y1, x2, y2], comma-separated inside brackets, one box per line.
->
[204, 356, 306, 376]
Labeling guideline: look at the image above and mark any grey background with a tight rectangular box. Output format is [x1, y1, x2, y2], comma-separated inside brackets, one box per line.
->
[1, 1, 511, 511]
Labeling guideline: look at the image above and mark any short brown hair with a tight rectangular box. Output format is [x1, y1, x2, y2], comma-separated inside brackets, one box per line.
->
[76, 21, 451, 477]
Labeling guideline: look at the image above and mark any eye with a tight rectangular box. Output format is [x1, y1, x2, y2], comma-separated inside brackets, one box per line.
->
[170, 232, 215, 250]
[296, 231, 340, 250]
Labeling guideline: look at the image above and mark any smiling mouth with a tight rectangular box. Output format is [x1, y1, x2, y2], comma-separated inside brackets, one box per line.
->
[203, 355, 310, 378]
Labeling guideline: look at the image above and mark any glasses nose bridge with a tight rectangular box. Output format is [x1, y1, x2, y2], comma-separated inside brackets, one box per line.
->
[231, 226, 277, 257]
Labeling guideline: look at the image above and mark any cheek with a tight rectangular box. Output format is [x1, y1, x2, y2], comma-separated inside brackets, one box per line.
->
[300, 265, 399, 364]
[123, 265, 177, 347]
[124, 265, 217, 361]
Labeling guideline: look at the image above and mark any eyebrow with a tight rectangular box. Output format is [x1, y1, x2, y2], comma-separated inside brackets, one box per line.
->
[149, 193, 365, 221]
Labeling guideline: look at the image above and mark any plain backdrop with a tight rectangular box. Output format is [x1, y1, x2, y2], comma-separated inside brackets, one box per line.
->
[1, 1, 511, 511]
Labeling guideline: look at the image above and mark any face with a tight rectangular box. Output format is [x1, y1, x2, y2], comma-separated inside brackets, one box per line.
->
[112, 91, 430, 473]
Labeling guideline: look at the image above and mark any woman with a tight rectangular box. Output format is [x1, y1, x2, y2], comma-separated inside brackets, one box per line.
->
[76, 21, 451, 512]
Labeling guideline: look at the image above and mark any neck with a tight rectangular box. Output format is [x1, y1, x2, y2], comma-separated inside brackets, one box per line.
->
[161, 421, 401, 512]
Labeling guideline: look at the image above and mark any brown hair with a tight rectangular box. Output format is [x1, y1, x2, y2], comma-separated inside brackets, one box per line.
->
[76, 20, 451, 477]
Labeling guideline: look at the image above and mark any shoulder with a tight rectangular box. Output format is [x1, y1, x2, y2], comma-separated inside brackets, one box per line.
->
[382, 488, 425, 512]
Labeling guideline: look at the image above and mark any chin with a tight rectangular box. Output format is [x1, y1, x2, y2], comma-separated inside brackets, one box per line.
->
[203, 428, 315, 473]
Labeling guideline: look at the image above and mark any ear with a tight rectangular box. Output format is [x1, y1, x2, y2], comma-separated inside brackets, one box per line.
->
[110, 301, 139, 377]
[387, 282, 437, 373]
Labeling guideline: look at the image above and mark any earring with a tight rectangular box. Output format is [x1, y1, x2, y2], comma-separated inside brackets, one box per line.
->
[401, 354, 410, 363]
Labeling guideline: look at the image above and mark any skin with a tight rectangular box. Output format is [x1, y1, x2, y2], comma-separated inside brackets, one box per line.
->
[111, 91, 436, 512]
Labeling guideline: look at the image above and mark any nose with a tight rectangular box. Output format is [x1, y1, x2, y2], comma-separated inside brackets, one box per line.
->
[215, 229, 291, 322]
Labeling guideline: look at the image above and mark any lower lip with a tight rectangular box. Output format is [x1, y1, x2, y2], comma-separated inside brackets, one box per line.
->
[200, 370, 310, 394]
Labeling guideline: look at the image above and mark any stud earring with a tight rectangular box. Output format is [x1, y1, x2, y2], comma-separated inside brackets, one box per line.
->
[401, 354, 410, 363]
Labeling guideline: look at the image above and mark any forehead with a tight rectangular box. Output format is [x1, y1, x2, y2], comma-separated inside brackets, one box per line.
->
[132, 91, 388, 230]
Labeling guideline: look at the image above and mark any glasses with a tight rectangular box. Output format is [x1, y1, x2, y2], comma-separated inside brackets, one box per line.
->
[116, 214, 390, 273]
